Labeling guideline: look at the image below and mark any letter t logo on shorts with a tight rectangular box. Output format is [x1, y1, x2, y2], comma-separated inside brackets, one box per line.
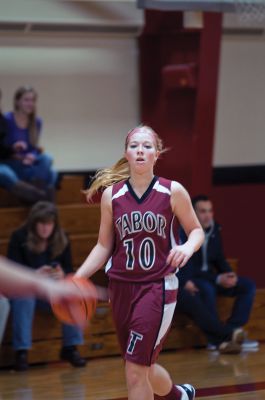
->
[127, 330, 143, 354]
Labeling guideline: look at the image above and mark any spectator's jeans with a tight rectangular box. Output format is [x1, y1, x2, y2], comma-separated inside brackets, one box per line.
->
[0, 163, 19, 189]
[0, 296, 10, 344]
[11, 297, 84, 350]
[1, 153, 58, 189]
[193, 276, 256, 329]
[176, 287, 233, 345]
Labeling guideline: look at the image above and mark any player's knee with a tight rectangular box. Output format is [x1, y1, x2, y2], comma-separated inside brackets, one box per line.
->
[125, 361, 149, 388]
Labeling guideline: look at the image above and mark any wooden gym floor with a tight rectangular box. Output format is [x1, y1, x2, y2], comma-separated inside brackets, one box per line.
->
[0, 344, 264, 399]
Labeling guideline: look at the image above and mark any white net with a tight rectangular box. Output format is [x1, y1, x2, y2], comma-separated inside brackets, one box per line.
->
[234, 0, 265, 22]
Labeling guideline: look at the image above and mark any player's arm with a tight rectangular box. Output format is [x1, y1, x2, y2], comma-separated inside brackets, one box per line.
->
[0, 256, 84, 300]
[0, 256, 44, 296]
[75, 186, 114, 279]
[167, 181, 204, 268]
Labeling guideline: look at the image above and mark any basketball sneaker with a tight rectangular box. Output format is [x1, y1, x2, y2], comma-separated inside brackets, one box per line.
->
[175, 384, 196, 399]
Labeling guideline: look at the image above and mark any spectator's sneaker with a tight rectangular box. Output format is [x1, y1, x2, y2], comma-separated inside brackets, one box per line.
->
[242, 339, 259, 350]
[206, 343, 217, 351]
[15, 350, 29, 371]
[207, 329, 246, 353]
[60, 346, 87, 368]
[219, 341, 241, 354]
[232, 328, 246, 345]
[175, 384, 196, 399]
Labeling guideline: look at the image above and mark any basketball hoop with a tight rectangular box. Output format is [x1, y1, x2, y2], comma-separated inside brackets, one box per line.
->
[234, 0, 265, 23]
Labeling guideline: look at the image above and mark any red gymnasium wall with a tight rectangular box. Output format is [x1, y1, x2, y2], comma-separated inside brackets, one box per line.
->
[139, 10, 222, 194]
[139, 10, 264, 287]
[211, 184, 265, 287]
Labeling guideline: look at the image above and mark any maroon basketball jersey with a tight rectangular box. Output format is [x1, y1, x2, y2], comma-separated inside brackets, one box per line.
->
[106, 176, 178, 282]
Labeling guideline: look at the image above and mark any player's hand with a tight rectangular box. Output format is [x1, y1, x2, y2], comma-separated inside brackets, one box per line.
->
[218, 272, 238, 288]
[43, 278, 93, 303]
[166, 243, 194, 268]
[184, 280, 199, 295]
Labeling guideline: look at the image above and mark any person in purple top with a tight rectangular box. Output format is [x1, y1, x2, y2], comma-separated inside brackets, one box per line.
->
[75, 125, 205, 400]
[0, 86, 57, 203]
[1, 88, 44, 203]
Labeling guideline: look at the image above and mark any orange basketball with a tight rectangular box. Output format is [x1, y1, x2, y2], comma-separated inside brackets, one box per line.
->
[51, 276, 97, 328]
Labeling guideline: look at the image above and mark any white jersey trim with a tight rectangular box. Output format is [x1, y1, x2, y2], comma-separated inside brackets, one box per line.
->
[165, 273, 179, 290]
[154, 303, 176, 348]
[170, 215, 177, 248]
[105, 257, 112, 273]
[154, 274, 178, 348]
[112, 184, 128, 200]
[153, 180, 171, 195]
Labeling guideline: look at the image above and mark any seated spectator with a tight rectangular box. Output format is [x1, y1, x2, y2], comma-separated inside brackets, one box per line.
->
[176, 194, 258, 353]
[1, 86, 57, 202]
[0, 88, 48, 203]
[7, 201, 87, 371]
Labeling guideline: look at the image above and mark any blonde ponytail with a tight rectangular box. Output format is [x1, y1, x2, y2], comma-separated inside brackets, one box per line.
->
[85, 157, 130, 201]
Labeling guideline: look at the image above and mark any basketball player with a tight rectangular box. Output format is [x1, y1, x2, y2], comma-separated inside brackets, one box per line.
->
[75, 125, 204, 400]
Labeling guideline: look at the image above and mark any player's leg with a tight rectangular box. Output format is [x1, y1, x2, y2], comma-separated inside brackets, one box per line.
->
[148, 274, 195, 400]
[149, 362, 195, 400]
[110, 277, 195, 399]
[149, 362, 171, 394]
[125, 360, 196, 400]
[110, 279, 169, 399]
[125, 361, 153, 400]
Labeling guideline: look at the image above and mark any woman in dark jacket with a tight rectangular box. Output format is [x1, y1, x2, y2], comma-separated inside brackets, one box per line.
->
[8, 201, 87, 371]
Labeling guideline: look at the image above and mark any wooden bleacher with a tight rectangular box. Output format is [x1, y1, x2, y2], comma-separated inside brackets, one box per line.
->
[0, 175, 264, 368]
